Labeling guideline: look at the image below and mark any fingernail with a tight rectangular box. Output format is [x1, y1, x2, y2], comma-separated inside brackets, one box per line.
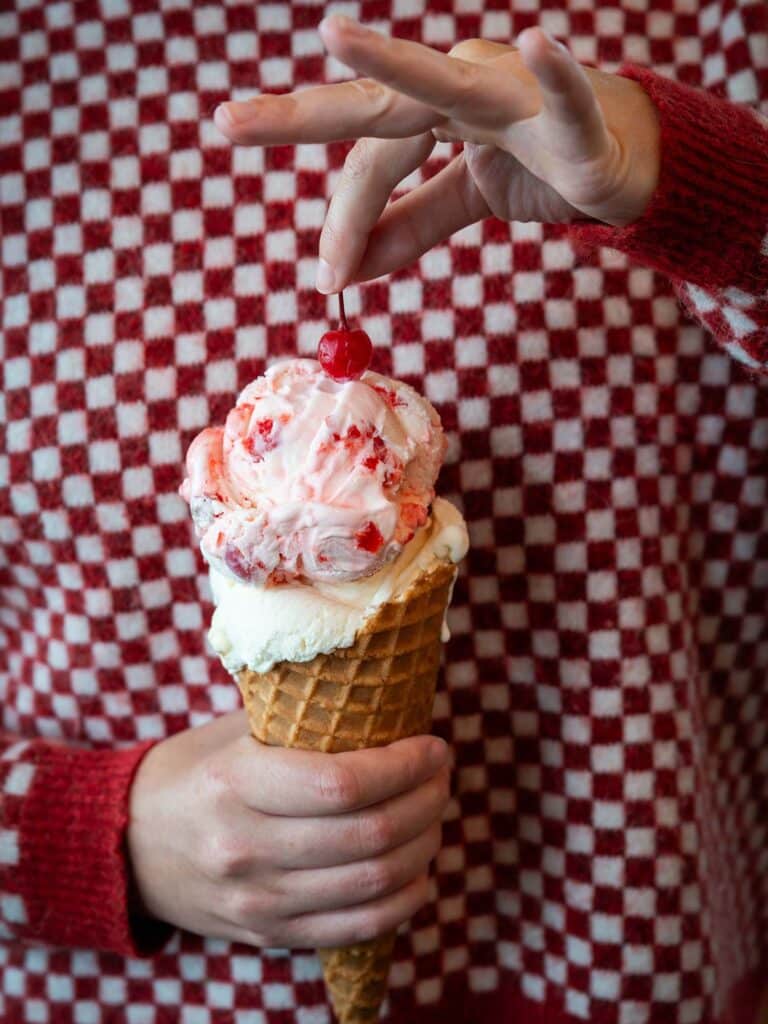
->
[316, 258, 336, 294]
[321, 14, 364, 37]
[217, 101, 259, 126]
[548, 34, 569, 55]
[214, 104, 234, 129]
[427, 737, 449, 768]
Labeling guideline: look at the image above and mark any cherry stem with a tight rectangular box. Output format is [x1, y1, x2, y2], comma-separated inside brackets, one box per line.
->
[338, 291, 348, 331]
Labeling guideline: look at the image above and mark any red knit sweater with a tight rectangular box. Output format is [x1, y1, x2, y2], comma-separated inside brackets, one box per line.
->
[1, 3, 768, 1023]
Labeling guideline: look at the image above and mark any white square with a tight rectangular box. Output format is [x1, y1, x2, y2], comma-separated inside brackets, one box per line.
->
[143, 306, 174, 339]
[0, 831, 19, 866]
[205, 299, 235, 330]
[390, 279, 422, 313]
[89, 441, 120, 474]
[235, 204, 265, 236]
[139, 122, 170, 158]
[116, 403, 148, 439]
[112, 216, 143, 249]
[177, 396, 209, 432]
[265, 230, 296, 262]
[591, 970, 621, 1000]
[203, 176, 234, 208]
[567, 825, 594, 854]
[514, 271, 544, 303]
[53, 224, 82, 258]
[170, 149, 202, 181]
[84, 250, 114, 284]
[593, 856, 623, 887]
[458, 397, 490, 430]
[110, 155, 140, 191]
[425, 370, 457, 404]
[24, 138, 51, 171]
[565, 935, 591, 966]
[422, 310, 453, 340]
[521, 391, 552, 421]
[141, 240, 172, 280]
[173, 271, 204, 305]
[393, 344, 424, 377]
[57, 410, 86, 444]
[145, 368, 176, 402]
[142, 183, 171, 216]
[546, 299, 576, 328]
[82, 189, 111, 221]
[261, 57, 293, 88]
[484, 302, 516, 334]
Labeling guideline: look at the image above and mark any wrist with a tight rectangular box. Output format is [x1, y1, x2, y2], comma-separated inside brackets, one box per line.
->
[568, 63, 768, 290]
[613, 79, 661, 227]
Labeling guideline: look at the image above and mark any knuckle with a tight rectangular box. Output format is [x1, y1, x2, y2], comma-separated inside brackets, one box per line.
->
[358, 858, 396, 900]
[388, 739, 423, 790]
[319, 214, 344, 253]
[449, 38, 486, 61]
[227, 886, 276, 928]
[350, 78, 395, 120]
[351, 910, 390, 944]
[203, 833, 250, 881]
[317, 762, 361, 811]
[343, 139, 375, 182]
[201, 756, 234, 807]
[360, 811, 395, 855]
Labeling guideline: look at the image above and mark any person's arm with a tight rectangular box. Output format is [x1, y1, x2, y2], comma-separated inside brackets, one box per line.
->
[567, 64, 768, 373]
[0, 732, 173, 954]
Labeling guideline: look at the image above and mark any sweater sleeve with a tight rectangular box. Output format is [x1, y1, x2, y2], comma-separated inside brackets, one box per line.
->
[0, 732, 174, 956]
[567, 63, 768, 375]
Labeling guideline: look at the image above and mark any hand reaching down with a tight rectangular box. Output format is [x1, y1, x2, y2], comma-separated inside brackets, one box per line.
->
[215, 16, 661, 293]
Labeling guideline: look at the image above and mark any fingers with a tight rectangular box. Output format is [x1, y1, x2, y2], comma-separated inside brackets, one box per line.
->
[274, 821, 442, 916]
[515, 27, 609, 163]
[351, 153, 489, 284]
[288, 874, 432, 948]
[269, 766, 450, 870]
[317, 133, 435, 294]
[226, 733, 450, 817]
[214, 78, 439, 146]
[319, 15, 528, 128]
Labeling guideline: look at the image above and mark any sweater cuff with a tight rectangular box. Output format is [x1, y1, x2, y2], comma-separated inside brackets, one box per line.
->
[18, 740, 175, 956]
[567, 63, 768, 291]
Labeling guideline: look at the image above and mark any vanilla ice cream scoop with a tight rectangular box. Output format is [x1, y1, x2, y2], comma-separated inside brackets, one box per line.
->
[179, 358, 446, 586]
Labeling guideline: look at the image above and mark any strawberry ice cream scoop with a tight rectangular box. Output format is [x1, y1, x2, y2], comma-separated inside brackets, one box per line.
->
[179, 358, 446, 586]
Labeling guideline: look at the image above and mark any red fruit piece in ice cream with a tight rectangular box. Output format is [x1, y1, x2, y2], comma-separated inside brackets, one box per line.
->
[244, 417, 277, 462]
[317, 291, 372, 382]
[355, 521, 384, 553]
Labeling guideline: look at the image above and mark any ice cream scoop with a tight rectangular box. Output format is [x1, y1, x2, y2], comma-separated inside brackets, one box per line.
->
[179, 358, 446, 587]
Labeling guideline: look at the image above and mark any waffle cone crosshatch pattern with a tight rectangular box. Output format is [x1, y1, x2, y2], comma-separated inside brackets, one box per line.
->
[1, 1, 768, 1022]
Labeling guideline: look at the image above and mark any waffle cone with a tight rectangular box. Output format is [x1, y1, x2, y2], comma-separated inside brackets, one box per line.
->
[234, 559, 457, 1023]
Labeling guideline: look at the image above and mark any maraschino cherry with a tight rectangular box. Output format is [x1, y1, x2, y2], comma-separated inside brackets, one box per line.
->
[317, 291, 373, 382]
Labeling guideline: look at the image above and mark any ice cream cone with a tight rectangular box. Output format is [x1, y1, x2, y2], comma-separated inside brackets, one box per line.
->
[235, 559, 457, 1023]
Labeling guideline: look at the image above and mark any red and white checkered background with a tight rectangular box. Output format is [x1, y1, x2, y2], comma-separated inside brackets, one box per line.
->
[1, 1, 768, 1022]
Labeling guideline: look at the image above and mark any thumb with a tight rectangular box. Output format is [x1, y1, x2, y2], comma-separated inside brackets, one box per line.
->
[516, 27, 611, 164]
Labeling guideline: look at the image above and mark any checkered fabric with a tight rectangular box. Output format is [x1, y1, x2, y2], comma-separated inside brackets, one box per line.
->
[1, 1, 768, 1023]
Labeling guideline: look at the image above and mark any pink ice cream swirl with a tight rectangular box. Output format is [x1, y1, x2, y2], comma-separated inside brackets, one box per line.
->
[179, 358, 446, 586]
